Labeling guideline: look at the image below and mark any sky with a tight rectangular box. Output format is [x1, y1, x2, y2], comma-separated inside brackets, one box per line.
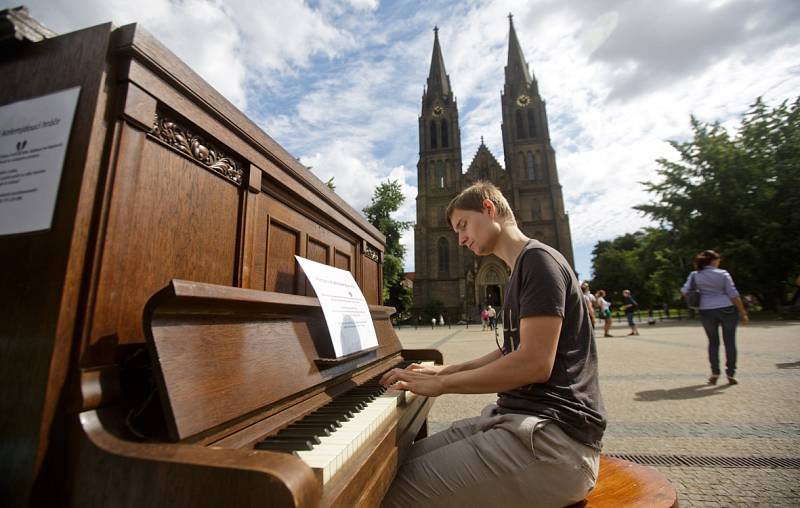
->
[8, 0, 800, 280]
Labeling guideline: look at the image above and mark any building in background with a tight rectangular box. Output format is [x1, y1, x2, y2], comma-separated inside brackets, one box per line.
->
[413, 16, 575, 321]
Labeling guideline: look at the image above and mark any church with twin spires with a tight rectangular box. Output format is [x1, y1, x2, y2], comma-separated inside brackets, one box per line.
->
[413, 16, 575, 322]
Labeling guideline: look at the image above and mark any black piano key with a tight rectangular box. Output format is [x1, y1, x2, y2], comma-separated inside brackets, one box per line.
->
[254, 439, 314, 452]
[257, 437, 316, 450]
[253, 443, 298, 455]
[327, 400, 367, 410]
[327, 396, 367, 403]
[286, 422, 334, 435]
[275, 430, 322, 444]
[313, 407, 355, 417]
[335, 392, 373, 398]
[300, 415, 343, 427]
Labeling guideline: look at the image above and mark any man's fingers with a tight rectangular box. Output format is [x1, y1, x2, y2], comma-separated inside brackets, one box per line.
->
[382, 368, 411, 387]
[380, 368, 401, 386]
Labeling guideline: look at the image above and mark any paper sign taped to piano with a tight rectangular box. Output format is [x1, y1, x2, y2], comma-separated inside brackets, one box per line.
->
[296, 255, 379, 357]
[0, 87, 81, 236]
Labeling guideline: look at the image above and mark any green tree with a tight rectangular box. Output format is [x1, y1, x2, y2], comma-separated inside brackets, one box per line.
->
[636, 97, 800, 309]
[362, 180, 413, 315]
[590, 238, 643, 305]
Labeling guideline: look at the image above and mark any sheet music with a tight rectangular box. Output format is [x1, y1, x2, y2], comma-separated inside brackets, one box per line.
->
[296, 256, 379, 357]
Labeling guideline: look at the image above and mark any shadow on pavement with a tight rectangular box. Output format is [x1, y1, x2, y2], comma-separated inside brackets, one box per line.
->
[776, 360, 800, 369]
[634, 383, 732, 401]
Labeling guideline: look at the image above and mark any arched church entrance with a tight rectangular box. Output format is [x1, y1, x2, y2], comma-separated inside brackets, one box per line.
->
[476, 259, 507, 312]
[485, 285, 501, 306]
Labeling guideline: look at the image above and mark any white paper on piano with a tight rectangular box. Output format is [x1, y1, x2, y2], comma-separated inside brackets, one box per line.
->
[295, 256, 379, 358]
[0, 87, 81, 236]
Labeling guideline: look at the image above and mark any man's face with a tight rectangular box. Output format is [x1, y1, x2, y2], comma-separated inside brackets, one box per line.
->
[449, 206, 500, 256]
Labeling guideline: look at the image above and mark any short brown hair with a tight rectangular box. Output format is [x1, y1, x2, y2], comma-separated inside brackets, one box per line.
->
[694, 250, 720, 270]
[445, 181, 515, 225]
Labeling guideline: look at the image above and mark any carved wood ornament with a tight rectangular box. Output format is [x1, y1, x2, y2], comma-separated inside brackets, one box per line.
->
[150, 111, 244, 185]
[364, 244, 380, 263]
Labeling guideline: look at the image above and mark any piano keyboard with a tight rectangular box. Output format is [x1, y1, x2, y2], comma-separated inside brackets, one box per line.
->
[255, 361, 433, 483]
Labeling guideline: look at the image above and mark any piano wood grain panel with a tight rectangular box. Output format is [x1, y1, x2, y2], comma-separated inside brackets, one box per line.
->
[154, 318, 319, 440]
[307, 237, 329, 265]
[144, 281, 406, 441]
[362, 256, 381, 305]
[265, 220, 299, 294]
[260, 191, 358, 297]
[334, 249, 351, 272]
[87, 128, 240, 365]
[0, 22, 114, 505]
[305, 237, 329, 296]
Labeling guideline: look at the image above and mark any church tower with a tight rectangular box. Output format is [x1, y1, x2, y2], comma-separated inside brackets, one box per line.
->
[500, 15, 574, 266]
[413, 27, 464, 316]
[412, 18, 575, 322]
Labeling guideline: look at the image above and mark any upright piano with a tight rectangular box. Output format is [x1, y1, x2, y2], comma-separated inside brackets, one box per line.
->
[0, 12, 440, 507]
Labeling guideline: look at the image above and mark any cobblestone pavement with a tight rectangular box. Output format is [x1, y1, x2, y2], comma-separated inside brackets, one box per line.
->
[396, 318, 800, 507]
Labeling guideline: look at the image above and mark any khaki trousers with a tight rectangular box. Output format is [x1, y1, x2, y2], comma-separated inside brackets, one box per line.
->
[381, 404, 599, 508]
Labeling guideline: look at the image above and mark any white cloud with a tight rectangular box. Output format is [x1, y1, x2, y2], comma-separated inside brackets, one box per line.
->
[17, 0, 249, 108]
[13, 0, 363, 110]
[226, 0, 356, 77]
[9, 0, 798, 276]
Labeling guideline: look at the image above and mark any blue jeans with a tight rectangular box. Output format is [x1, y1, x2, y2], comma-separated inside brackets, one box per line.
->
[699, 306, 738, 377]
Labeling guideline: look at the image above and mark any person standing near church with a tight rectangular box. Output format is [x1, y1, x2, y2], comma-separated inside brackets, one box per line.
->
[380, 181, 605, 507]
[487, 305, 497, 330]
[621, 289, 639, 336]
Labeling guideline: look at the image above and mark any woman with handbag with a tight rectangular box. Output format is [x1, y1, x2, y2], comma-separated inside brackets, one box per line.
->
[595, 289, 613, 337]
[681, 250, 749, 385]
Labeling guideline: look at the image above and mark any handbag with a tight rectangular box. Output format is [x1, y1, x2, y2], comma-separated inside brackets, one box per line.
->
[687, 272, 701, 309]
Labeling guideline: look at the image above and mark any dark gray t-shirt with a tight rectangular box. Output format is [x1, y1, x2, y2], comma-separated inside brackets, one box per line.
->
[497, 240, 606, 449]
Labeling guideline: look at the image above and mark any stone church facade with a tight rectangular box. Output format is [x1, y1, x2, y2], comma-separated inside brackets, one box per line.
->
[413, 17, 575, 322]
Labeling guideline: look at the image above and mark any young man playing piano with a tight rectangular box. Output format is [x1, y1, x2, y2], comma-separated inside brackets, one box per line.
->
[381, 181, 606, 508]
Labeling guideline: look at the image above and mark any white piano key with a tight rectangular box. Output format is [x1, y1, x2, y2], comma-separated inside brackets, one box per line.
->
[294, 362, 435, 483]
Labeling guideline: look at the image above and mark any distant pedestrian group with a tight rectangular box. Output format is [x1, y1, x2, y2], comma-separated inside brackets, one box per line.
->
[479, 305, 497, 330]
[581, 282, 627, 338]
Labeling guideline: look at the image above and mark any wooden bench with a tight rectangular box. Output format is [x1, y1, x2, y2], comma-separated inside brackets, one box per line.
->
[568, 455, 678, 507]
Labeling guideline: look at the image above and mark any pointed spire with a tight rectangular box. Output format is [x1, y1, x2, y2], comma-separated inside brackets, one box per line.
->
[426, 25, 451, 98]
[506, 13, 532, 87]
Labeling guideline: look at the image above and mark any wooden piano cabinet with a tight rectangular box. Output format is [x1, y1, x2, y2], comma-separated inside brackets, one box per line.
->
[71, 410, 320, 507]
[63, 280, 443, 507]
[2, 15, 402, 506]
[0, 22, 116, 506]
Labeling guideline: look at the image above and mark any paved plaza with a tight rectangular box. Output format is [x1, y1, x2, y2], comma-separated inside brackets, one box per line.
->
[396, 318, 800, 507]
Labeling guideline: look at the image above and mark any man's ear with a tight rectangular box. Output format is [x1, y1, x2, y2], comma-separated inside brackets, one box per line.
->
[482, 199, 495, 217]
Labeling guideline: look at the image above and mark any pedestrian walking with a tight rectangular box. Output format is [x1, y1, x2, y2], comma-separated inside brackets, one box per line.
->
[621, 289, 639, 336]
[681, 249, 749, 385]
[595, 289, 613, 337]
[581, 282, 597, 329]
